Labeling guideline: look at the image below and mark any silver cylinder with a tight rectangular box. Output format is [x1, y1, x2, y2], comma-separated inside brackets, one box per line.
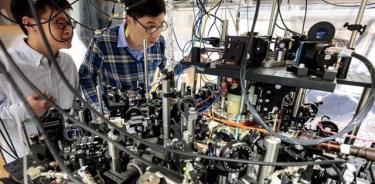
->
[221, 96, 226, 109]
[180, 115, 186, 140]
[78, 110, 85, 122]
[258, 136, 281, 184]
[108, 132, 119, 172]
[192, 67, 197, 97]
[108, 142, 119, 172]
[162, 76, 171, 146]
[292, 88, 306, 118]
[180, 82, 186, 96]
[239, 81, 248, 114]
[187, 107, 197, 139]
[96, 74, 104, 114]
[143, 39, 150, 103]
[221, 20, 228, 42]
[218, 175, 228, 184]
[186, 107, 198, 144]
[348, 0, 368, 48]
[78, 157, 84, 168]
[276, 50, 286, 62]
[267, 0, 279, 37]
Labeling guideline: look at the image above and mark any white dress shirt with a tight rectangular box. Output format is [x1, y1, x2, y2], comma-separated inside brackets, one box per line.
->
[0, 39, 79, 163]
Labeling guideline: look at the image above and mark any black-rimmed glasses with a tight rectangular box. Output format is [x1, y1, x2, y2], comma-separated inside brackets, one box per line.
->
[132, 17, 168, 34]
[41, 18, 77, 30]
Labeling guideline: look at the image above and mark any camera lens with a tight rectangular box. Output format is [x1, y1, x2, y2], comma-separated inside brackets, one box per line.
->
[315, 28, 328, 40]
[308, 21, 335, 42]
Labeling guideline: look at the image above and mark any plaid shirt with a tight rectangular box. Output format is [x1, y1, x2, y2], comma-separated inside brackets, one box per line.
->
[79, 24, 165, 111]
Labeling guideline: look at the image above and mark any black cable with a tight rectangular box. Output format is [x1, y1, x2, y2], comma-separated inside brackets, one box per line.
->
[197, 0, 209, 15]
[61, 12, 97, 32]
[193, 13, 223, 40]
[275, 22, 287, 31]
[331, 164, 346, 184]
[4, 32, 347, 167]
[173, 27, 190, 54]
[0, 145, 18, 160]
[0, 0, 80, 25]
[0, 50, 183, 183]
[320, 157, 346, 184]
[70, 121, 183, 182]
[226, 4, 238, 36]
[0, 118, 18, 156]
[276, 0, 301, 35]
[0, 4, 182, 180]
[0, 40, 82, 184]
[87, 0, 112, 18]
[26, 0, 87, 181]
[0, 119, 19, 159]
[45, 0, 348, 167]
[182, 40, 192, 57]
[207, 0, 223, 38]
[104, 2, 117, 30]
[70, 0, 80, 6]
[48, 0, 100, 32]
[321, 0, 375, 7]
[0, 10, 60, 27]
[247, 3, 250, 32]
[0, 146, 5, 164]
[47, 9, 75, 43]
[302, 0, 307, 34]
[5, 0, 349, 167]
[210, 0, 222, 10]
[0, 11, 17, 24]
[0, 41, 183, 182]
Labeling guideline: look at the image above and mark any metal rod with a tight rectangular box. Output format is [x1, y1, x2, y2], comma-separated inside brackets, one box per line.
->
[192, 67, 197, 96]
[343, 0, 368, 145]
[187, 107, 197, 142]
[96, 74, 104, 114]
[345, 87, 371, 144]
[265, 0, 279, 61]
[267, 0, 279, 37]
[108, 131, 120, 172]
[239, 81, 248, 114]
[180, 82, 186, 96]
[143, 40, 150, 103]
[221, 20, 228, 42]
[348, 0, 368, 48]
[258, 136, 281, 184]
[162, 74, 171, 146]
[292, 88, 306, 118]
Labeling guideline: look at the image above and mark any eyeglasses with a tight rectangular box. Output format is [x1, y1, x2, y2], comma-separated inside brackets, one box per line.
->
[132, 17, 168, 34]
[41, 18, 77, 30]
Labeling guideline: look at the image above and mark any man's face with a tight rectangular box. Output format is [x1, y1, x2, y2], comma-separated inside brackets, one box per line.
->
[40, 7, 75, 50]
[128, 13, 166, 47]
[24, 6, 75, 52]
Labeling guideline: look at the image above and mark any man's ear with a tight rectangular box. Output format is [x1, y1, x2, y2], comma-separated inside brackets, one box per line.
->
[126, 16, 134, 26]
[22, 16, 37, 33]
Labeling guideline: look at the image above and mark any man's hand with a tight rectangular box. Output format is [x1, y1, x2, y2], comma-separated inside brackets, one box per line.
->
[26, 95, 54, 117]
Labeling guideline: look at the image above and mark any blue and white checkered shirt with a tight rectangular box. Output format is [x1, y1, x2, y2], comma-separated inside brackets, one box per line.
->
[79, 23, 165, 111]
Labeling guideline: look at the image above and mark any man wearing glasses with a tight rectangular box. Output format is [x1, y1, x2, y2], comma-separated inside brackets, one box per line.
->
[0, 0, 78, 163]
[79, 0, 168, 113]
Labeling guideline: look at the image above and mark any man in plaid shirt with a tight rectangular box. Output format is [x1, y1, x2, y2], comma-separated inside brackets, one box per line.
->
[79, 0, 168, 112]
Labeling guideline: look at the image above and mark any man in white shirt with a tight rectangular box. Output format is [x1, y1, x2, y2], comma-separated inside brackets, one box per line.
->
[0, 0, 78, 163]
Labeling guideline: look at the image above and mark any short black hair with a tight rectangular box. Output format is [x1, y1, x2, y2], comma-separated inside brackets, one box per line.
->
[11, 0, 72, 35]
[125, 0, 166, 19]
